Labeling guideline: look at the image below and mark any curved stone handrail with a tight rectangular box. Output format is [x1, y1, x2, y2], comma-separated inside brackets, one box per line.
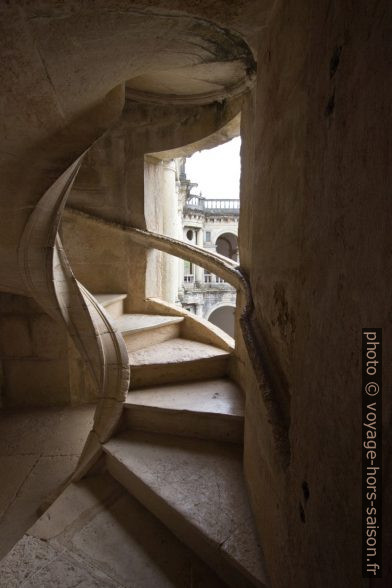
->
[67, 206, 245, 291]
[67, 206, 290, 466]
[18, 164, 130, 482]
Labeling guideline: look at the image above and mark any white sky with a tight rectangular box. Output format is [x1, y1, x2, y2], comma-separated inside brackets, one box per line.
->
[185, 136, 241, 199]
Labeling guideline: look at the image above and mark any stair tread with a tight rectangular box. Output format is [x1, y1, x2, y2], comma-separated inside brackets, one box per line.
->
[128, 338, 230, 367]
[94, 293, 127, 307]
[104, 432, 267, 587]
[116, 313, 183, 335]
[125, 378, 244, 418]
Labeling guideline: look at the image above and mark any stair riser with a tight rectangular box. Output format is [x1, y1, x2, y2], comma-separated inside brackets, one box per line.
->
[105, 454, 261, 588]
[103, 299, 125, 319]
[123, 323, 181, 353]
[122, 406, 244, 443]
[130, 356, 229, 388]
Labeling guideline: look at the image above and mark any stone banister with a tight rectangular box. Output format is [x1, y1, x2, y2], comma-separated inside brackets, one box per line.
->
[66, 206, 290, 468]
[185, 196, 240, 215]
[67, 207, 246, 293]
[17, 166, 130, 487]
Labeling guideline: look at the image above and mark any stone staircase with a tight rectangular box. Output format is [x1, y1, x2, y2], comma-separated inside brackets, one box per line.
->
[0, 293, 268, 587]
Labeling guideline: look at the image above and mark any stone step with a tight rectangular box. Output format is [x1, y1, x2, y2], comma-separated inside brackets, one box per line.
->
[128, 338, 231, 388]
[2, 474, 227, 587]
[94, 293, 127, 319]
[123, 378, 244, 443]
[104, 432, 268, 588]
[115, 314, 184, 352]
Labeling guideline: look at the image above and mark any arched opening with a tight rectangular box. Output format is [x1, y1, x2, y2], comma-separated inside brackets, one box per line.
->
[207, 304, 236, 338]
[145, 132, 240, 320]
[215, 232, 239, 262]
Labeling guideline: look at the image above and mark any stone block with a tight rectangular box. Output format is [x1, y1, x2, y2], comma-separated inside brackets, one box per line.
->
[3, 358, 69, 406]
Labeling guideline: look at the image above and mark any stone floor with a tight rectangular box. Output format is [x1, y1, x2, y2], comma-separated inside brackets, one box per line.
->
[0, 474, 227, 587]
[0, 404, 94, 560]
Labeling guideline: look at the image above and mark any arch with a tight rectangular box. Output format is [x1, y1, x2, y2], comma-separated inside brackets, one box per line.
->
[207, 303, 236, 338]
[214, 227, 239, 241]
[215, 232, 239, 262]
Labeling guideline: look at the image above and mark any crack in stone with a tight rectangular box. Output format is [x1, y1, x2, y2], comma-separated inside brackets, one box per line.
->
[0, 454, 41, 523]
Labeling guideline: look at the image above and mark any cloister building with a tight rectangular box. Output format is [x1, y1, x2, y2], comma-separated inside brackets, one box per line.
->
[176, 160, 239, 337]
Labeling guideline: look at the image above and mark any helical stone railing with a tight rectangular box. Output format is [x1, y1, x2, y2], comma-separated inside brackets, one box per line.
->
[17, 162, 130, 482]
[67, 207, 290, 468]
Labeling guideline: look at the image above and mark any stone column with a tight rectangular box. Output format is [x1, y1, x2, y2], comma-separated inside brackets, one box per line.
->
[162, 159, 179, 304]
[195, 228, 204, 285]
[144, 157, 178, 304]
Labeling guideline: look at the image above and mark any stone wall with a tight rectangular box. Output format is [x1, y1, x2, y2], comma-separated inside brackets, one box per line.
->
[63, 98, 244, 312]
[0, 2, 390, 583]
[240, 1, 392, 586]
[0, 294, 97, 407]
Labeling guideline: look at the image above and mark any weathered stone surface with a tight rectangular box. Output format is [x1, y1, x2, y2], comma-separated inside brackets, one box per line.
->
[94, 293, 127, 319]
[0, 456, 38, 520]
[0, 405, 94, 559]
[0, 2, 390, 587]
[124, 378, 244, 442]
[128, 338, 231, 388]
[104, 432, 268, 587]
[129, 338, 228, 366]
[237, 1, 392, 587]
[126, 378, 243, 415]
[19, 550, 118, 588]
[0, 535, 60, 588]
[2, 475, 228, 588]
[0, 405, 94, 457]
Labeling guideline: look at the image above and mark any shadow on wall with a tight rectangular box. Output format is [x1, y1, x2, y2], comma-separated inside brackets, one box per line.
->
[208, 305, 236, 338]
[216, 233, 238, 262]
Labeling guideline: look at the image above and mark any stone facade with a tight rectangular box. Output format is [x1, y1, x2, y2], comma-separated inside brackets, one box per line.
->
[175, 160, 238, 336]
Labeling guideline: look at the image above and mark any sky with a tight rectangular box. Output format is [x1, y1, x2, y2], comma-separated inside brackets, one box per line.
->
[185, 136, 241, 200]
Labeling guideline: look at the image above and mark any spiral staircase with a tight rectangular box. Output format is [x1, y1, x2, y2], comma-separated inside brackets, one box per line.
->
[0, 291, 268, 587]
